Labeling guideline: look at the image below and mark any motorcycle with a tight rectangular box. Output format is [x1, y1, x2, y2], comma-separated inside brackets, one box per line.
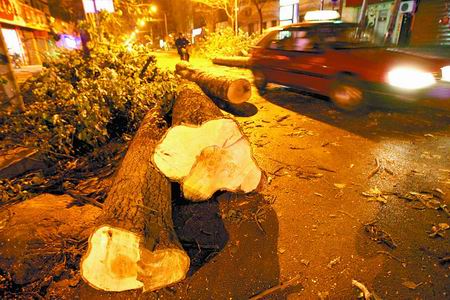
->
[179, 46, 190, 62]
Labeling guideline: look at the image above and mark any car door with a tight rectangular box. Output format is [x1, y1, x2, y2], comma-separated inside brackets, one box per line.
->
[278, 28, 331, 93]
[261, 27, 330, 93]
[256, 29, 294, 84]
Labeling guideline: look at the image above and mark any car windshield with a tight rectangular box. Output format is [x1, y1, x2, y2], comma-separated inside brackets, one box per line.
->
[318, 24, 383, 49]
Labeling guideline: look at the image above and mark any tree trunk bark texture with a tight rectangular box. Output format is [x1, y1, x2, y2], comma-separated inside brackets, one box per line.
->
[212, 56, 250, 68]
[81, 107, 189, 292]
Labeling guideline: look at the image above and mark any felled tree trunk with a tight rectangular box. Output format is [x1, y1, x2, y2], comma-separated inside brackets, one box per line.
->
[154, 82, 263, 202]
[81, 108, 189, 292]
[212, 56, 250, 68]
[175, 63, 251, 104]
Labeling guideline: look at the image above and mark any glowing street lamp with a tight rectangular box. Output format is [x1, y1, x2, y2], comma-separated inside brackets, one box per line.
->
[150, 4, 157, 13]
[138, 19, 146, 27]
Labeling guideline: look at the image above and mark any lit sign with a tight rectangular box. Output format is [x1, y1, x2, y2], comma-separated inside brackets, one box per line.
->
[82, 0, 115, 14]
[0, 0, 15, 21]
[280, 0, 298, 5]
[304, 10, 340, 22]
[57, 34, 81, 50]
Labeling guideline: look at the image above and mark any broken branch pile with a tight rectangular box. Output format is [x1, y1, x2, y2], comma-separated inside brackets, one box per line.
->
[175, 63, 252, 104]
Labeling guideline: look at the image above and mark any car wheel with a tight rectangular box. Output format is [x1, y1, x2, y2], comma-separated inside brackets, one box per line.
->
[329, 75, 366, 111]
[252, 70, 267, 94]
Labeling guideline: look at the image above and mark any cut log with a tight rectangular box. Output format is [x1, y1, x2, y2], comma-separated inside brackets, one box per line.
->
[212, 56, 250, 68]
[175, 63, 251, 104]
[80, 108, 189, 292]
[154, 82, 263, 201]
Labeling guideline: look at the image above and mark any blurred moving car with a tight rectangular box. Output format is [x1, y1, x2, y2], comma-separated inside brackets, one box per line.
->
[249, 11, 450, 111]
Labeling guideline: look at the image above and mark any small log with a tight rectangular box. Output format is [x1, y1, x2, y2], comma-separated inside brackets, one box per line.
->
[80, 108, 189, 292]
[154, 82, 263, 202]
[212, 56, 250, 68]
[175, 63, 251, 104]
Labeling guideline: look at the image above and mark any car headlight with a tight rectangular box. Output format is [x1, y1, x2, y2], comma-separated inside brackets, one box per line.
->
[442, 66, 450, 82]
[387, 67, 436, 90]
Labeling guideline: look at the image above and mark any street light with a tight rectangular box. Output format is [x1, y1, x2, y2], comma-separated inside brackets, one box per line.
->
[138, 19, 146, 27]
[146, 4, 168, 39]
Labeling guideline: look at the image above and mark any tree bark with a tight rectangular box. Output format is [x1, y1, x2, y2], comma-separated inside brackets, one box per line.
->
[212, 56, 250, 68]
[172, 81, 223, 126]
[175, 63, 251, 104]
[81, 107, 189, 292]
[257, 7, 263, 34]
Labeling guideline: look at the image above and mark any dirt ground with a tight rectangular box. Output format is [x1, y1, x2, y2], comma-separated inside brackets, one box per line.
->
[2, 51, 449, 299]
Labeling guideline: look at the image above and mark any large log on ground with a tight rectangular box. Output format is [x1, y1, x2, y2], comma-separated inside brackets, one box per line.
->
[154, 82, 263, 202]
[212, 56, 250, 68]
[175, 63, 251, 104]
[80, 108, 189, 292]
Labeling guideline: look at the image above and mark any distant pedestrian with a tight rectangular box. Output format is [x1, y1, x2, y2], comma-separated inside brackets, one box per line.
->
[175, 33, 190, 61]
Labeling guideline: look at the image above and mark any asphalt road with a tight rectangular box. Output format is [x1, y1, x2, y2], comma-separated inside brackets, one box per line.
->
[143, 51, 450, 299]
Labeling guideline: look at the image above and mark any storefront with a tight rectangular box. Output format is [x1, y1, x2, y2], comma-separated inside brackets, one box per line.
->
[0, 0, 51, 65]
[343, 0, 405, 44]
[410, 0, 450, 45]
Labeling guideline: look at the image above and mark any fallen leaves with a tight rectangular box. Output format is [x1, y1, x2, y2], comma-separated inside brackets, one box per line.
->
[429, 223, 449, 238]
[362, 187, 388, 204]
[402, 280, 423, 290]
[364, 223, 397, 249]
[285, 128, 314, 138]
[327, 256, 341, 268]
[334, 183, 346, 189]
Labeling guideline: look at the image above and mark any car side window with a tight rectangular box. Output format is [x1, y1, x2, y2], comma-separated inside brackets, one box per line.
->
[268, 29, 319, 52]
[268, 30, 293, 50]
[291, 29, 318, 52]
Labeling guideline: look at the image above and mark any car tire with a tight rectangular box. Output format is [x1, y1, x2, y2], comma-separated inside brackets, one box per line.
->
[329, 75, 366, 111]
[252, 69, 267, 95]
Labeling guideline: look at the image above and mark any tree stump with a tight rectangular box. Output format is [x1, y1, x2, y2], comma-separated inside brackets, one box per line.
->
[80, 108, 189, 292]
[154, 82, 263, 202]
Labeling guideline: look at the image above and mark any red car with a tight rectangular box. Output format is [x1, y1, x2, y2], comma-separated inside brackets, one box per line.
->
[249, 21, 450, 111]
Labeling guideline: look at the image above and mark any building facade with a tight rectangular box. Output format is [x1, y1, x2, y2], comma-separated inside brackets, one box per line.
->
[410, 0, 450, 46]
[238, 0, 280, 34]
[0, 0, 74, 66]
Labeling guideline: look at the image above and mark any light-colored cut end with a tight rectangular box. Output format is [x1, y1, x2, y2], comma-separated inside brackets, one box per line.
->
[81, 225, 190, 292]
[183, 144, 262, 201]
[227, 79, 252, 104]
[154, 118, 263, 201]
